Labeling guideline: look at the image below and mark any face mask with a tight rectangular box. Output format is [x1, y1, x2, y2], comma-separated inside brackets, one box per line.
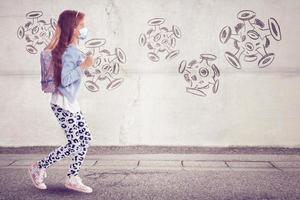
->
[78, 27, 88, 40]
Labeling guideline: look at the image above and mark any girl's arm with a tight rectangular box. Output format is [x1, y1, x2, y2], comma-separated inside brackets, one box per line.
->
[44, 25, 61, 50]
[60, 50, 83, 87]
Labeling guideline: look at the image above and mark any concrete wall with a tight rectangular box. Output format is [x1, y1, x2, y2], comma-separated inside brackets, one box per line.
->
[0, 0, 300, 147]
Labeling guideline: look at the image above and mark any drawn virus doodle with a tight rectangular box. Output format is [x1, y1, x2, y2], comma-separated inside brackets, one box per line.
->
[82, 38, 126, 92]
[178, 54, 220, 97]
[139, 18, 181, 62]
[219, 10, 282, 69]
[17, 11, 57, 54]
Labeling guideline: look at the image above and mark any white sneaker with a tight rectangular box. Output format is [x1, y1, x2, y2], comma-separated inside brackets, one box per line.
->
[28, 162, 47, 190]
[65, 175, 93, 193]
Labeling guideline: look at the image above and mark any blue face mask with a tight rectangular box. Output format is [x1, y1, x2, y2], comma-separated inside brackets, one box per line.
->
[78, 27, 88, 40]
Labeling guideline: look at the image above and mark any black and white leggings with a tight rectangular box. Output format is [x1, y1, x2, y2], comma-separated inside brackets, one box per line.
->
[38, 103, 92, 177]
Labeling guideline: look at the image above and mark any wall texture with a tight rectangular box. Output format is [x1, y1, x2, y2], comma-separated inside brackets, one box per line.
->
[0, 0, 299, 147]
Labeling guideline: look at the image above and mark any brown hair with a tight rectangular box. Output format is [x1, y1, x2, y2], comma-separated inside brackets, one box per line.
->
[46, 10, 85, 87]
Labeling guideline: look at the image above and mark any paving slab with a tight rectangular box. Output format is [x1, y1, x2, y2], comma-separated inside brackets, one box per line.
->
[226, 161, 273, 168]
[139, 160, 182, 167]
[272, 161, 300, 168]
[183, 160, 228, 168]
[89, 166, 138, 170]
[230, 168, 280, 171]
[6, 159, 97, 167]
[95, 160, 138, 167]
[88, 160, 139, 170]
[0, 160, 15, 166]
[183, 167, 232, 171]
[137, 160, 183, 170]
[280, 168, 300, 171]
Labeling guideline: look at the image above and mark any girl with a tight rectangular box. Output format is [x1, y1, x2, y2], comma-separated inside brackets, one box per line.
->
[28, 10, 94, 193]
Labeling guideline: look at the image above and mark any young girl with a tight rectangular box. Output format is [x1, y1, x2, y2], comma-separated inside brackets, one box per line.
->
[28, 10, 94, 193]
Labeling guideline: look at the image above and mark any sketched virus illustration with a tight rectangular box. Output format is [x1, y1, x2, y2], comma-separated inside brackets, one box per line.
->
[139, 18, 181, 62]
[83, 38, 126, 93]
[17, 11, 57, 54]
[219, 10, 282, 69]
[178, 54, 220, 97]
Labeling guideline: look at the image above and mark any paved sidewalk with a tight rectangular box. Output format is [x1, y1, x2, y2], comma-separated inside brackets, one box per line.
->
[1, 153, 300, 199]
[1, 153, 300, 171]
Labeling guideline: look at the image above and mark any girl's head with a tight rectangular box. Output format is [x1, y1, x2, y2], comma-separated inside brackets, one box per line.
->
[48, 10, 86, 87]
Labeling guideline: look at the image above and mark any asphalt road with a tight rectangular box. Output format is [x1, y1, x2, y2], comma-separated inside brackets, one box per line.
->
[1, 168, 300, 200]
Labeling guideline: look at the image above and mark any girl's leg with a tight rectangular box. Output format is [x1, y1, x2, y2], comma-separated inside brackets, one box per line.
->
[37, 104, 81, 169]
[67, 111, 92, 177]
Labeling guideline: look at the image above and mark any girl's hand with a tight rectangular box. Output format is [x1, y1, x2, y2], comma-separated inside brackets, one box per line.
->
[80, 55, 93, 68]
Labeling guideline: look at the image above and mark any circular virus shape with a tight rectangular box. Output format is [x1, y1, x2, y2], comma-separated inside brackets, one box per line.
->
[219, 10, 282, 69]
[139, 18, 182, 62]
[17, 11, 57, 54]
[82, 38, 126, 93]
[178, 53, 220, 97]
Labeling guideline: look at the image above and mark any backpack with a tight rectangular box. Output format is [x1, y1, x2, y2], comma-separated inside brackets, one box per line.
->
[40, 49, 57, 93]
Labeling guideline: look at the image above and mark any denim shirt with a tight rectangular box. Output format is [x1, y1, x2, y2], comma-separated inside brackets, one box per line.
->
[57, 43, 85, 103]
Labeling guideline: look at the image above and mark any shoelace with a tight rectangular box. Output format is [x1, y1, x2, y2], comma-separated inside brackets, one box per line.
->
[71, 176, 87, 188]
[74, 176, 83, 185]
[68, 176, 92, 191]
[33, 167, 47, 183]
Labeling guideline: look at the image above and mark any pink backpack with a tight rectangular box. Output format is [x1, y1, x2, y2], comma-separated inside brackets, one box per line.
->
[40, 49, 57, 93]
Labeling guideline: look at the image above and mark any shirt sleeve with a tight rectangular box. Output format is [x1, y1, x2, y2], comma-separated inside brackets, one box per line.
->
[61, 49, 83, 87]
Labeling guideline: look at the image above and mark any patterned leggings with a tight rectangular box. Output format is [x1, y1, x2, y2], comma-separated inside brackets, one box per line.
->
[38, 103, 92, 177]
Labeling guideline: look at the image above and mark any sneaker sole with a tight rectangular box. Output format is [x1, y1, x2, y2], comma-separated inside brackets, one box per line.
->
[27, 166, 47, 190]
[65, 183, 92, 193]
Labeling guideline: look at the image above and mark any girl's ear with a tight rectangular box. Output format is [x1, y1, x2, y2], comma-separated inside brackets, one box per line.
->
[74, 27, 79, 37]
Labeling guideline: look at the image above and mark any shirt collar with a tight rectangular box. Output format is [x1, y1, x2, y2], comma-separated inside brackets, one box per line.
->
[68, 43, 78, 48]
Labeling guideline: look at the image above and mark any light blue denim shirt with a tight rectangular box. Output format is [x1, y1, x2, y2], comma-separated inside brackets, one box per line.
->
[57, 43, 85, 103]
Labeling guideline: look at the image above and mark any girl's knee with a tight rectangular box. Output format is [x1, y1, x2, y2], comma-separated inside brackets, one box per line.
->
[67, 139, 81, 152]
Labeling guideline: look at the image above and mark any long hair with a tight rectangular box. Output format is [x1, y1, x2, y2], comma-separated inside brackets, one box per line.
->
[45, 10, 85, 87]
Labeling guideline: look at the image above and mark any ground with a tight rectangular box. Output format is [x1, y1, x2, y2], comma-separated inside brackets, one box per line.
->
[0, 153, 300, 200]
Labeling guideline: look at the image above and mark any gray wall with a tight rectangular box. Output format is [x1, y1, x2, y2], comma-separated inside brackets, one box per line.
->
[1, 0, 299, 147]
